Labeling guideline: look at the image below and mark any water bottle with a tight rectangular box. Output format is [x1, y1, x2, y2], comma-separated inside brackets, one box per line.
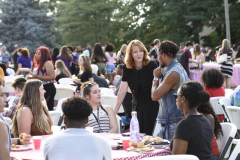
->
[130, 111, 139, 143]
[199, 57, 203, 71]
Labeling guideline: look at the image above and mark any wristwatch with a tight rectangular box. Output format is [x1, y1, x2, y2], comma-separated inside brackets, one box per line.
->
[153, 77, 159, 81]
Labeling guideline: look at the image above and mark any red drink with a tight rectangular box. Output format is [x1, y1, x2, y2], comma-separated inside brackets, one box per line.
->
[33, 136, 41, 149]
[122, 137, 130, 150]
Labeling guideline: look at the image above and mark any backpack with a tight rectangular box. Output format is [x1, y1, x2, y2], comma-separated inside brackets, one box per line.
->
[176, 50, 187, 67]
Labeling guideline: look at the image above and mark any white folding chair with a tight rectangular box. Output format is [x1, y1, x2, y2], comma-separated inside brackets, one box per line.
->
[116, 115, 122, 134]
[58, 78, 74, 86]
[225, 106, 240, 138]
[101, 88, 115, 96]
[55, 97, 69, 115]
[219, 98, 231, 122]
[4, 80, 15, 93]
[100, 95, 124, 113]
[217, 123, 237, 160]
[3, 117, 12, 126]
[54, 84, 75, 101]
[8, 99, 14, 108]
[49, 111, 61, 126]
[210, 97, 227, 121]
[225, 89, 234, 99]
[142, 155, 199, 160]
[228, 139, 240, 160]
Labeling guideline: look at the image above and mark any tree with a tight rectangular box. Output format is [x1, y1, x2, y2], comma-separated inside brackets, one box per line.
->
[0, 0, 59, 56]
[56, 0, 120, 48]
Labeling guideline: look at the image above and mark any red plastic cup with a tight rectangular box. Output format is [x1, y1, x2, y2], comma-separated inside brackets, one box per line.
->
[33, 136, 42, 149]
[122, 137, 130, 150]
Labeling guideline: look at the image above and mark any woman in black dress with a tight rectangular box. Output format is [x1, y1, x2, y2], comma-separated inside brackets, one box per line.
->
[114, 40, 159, 135]
[74, 54, 94, 93]
[54, 60, 71, 83]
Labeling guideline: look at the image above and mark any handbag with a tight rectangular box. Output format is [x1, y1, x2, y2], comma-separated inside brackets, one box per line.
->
[217, 54, 227, 64]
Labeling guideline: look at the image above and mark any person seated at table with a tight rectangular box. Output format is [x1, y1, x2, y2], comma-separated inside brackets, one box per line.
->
[74, 54, 94, 93]
[190, 44, 205, 70]
[12, 79, 53, 137]
[91, 64, 108, 88]
[109, 64, 122, 88]
[2, 77, 27, 119]
[14, 48, 32, 77]
[201, 68, 225, 122]
[44, 96, 112, 160]
[0, 78, 30, 160]
[3, 61, 15, 75]
[0, 63, 8, 76]
[81, 82, 118, 133]
[54, 60, 71, 84]
[231, 85, 240, 107]
[197, 102, 223, 159]
[170, 81, 213, 160]
[205, 47, 215, 62]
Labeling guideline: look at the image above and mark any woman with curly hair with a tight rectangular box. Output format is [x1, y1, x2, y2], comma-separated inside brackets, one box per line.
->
[201, 68, 225, 122]
[29, 46, 56, 111]
[12, 79, 53, 137]
[197, 102, 223, 159]
[104, 43, 117, 80]
[91, 43, 108, 75]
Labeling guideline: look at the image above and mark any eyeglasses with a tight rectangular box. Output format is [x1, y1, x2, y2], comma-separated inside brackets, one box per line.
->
[174, 93, 182, 99]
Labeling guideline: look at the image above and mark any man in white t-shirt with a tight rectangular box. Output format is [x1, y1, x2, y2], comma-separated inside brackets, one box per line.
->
[44, 96, 112, 160]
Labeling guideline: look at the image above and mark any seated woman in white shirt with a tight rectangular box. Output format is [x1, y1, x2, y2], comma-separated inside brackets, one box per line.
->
[81, 82, 118, 133]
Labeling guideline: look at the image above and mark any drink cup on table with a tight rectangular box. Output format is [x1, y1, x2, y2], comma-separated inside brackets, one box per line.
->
[32, 136, 42, 149]
[122, 137, 130, 150]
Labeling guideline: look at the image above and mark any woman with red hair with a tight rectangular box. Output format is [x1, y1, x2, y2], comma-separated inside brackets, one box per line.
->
[29, 46, 56, 111]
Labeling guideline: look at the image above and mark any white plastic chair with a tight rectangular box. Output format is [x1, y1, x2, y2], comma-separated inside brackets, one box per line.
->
[49, 111, 61, 126]
[101, 88, 115, 96]
[8, 99, 14, 108]
[116, 115, 122, 134]
[4, 80, 15, 93]
[210, 97, 227, 119]
[217, 123, 237, 159]
[225, 106, 240, 138]
[55, 98, 69, 115]
[100, 95, 124, 113]
[142, 155, 199, 160]
[225, 89, 234, 99]
[54, 84, 75, 101]
[228, 139, 240, 160]
[3, 117, 12, 126]
[219, 98, 231, 122]
[58, 78, 74, 86]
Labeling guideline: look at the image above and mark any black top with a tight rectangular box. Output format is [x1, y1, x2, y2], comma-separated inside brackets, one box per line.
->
[149, 48, 158, 59]
[205, 53, 215, 62]
[92, 74, 108, 88]
[122, 60, 157, 101]
[76, 69, 93, 92]
[170, 115, 213, 160]
[55, 72, 68, 84]
[13, 51, 19, 64]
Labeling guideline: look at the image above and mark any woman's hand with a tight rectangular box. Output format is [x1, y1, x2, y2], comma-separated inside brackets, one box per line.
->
[74, 80, 82, 85]
[19, 133, 31, 146]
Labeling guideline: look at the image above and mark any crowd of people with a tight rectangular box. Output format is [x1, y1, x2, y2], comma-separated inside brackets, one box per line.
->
[0, 38, 239, 160]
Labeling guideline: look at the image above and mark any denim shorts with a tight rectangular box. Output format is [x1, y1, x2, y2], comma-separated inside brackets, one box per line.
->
[106, 65, 115, 74]
[152, 122, 178, 141]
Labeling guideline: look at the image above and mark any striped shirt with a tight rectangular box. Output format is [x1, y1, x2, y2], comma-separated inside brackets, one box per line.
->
[220, 50, 233, 78]
[86, 106, 110, 133]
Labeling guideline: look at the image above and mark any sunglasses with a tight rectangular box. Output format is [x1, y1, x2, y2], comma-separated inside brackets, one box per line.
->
[173, 93, 182, 99]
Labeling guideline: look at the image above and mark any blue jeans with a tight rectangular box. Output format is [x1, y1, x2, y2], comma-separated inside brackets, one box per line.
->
[212, 156, 219, 160]
[21, 72, 27, 77]
[152, 122, 178, 141]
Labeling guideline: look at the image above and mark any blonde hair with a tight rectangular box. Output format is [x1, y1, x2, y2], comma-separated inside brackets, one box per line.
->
[12, 79, 52, 137]
[55, 60, 71, 77]
[192, 44, 201, 57]
[125, 40, 150, 69]
[221, 39, 231, 54]
[79, 54, 92, 73]
[120, 44, 127, 53]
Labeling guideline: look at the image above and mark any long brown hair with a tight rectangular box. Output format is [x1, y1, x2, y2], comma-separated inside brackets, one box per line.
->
[192, 44, 201, 57]
[60, 46, 72, 61]
[221, 39, 231, 54]
[12, 79, 52, 137]
[125, 40, 150, 69]
[79, 54, 92, 73]
[55, 60, 71, 77]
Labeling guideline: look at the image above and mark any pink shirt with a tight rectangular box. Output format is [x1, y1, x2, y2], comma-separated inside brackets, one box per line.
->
[105, 52, 116, 65]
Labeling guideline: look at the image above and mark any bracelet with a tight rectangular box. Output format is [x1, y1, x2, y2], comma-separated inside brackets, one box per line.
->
[17, 138, 21, 145]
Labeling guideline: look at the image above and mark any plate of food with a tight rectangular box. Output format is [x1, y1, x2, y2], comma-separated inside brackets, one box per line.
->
[19, 68, 31, 72]
[70, 78, 81, 82]
[127, 142, 154, 153]
[11, 144, 32, 151]
[140, 136, 169, 148]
